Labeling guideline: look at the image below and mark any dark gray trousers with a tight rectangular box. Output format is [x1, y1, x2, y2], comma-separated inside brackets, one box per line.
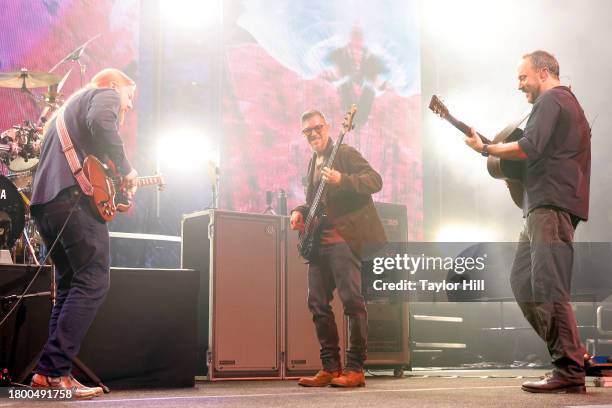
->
[510, 207, 585, 381]
[307, 243, 367, 372]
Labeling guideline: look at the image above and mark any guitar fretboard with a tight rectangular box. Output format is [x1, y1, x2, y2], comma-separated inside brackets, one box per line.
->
[137, 176, 163, 187]
[445, 114, 492, 145]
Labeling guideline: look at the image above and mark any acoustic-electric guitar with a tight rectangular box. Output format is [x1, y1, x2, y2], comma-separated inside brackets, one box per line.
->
[429, 95, 526, 208]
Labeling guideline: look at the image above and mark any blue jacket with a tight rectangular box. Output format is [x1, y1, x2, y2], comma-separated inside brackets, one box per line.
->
[31, 87, 133, 206]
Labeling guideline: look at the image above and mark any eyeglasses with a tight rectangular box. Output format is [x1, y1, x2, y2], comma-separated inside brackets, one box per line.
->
[301, 124, 325, 137]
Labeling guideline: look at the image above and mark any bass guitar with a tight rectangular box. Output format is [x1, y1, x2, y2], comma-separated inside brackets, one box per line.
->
[297, 105, 357, 261]
[82, 155, 164, 222]
[429, 95, 526, 208]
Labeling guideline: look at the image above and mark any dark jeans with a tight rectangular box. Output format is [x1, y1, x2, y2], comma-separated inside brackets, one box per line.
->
[31, 189, 110, 377]
[510, 207, 585, 381]
[307, 243, 367, 372]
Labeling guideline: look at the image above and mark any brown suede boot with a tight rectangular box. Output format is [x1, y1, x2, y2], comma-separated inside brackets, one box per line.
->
[298, 370, 341, 387]
[330, 370, 366, 387]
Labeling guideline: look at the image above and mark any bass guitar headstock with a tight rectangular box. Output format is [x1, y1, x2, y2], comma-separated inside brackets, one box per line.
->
[341, 104, 357, 134]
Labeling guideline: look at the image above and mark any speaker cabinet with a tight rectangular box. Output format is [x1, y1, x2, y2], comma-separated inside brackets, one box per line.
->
[363, 203, 411, 372]
[182, 210, 282, 379]
[182, 207, 408, 379]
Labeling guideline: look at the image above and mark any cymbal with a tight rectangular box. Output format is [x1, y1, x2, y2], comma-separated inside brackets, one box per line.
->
[0, 68, 59, 89]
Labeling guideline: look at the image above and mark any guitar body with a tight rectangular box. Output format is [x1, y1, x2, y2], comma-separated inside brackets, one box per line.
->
[486, 127, 526, 208]
[486, 128, 526, 180]
[82, 155, 118, 222]
[82, 155, 165, 222]
[297, 213, 323, 261]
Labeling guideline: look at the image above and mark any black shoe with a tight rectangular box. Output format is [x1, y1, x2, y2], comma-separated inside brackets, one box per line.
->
[521, 376, 585, 394]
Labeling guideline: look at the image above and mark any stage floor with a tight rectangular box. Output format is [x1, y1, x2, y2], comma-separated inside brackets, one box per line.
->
[6, 369, 612, 407]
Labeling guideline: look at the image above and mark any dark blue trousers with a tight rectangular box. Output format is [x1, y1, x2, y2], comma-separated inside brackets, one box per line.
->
[31, 188, 110, 377]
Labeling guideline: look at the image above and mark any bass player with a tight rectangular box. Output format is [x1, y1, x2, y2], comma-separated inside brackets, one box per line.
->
[290, 109, 386, 388]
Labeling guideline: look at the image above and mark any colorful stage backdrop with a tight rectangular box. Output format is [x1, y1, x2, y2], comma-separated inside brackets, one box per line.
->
[220, 0, 423, 239]
[0, 1, 422, 241]
[0, 0, 139, 159]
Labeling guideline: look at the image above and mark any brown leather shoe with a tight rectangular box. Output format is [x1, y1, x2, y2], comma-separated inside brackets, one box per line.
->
[30, 374, 100, 400]
[70, 376, 104, 396]
[521, 376, 586, 394]
[330, 370, 366, 387]
[298, 370, 341, 387]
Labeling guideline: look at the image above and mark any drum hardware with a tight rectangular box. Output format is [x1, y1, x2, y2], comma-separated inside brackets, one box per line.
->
[0, 69, 60, 112]
[38, 69, 72, 125]
[0, 122, 42, 173]
[0, 176, 25, 253]
[12, 190, 42, 266]
[13, 224, 41, 266]
[0, 69, 59, 89]
[6, 171, 33, 192]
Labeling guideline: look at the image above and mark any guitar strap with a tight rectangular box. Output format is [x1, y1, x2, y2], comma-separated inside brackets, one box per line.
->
[562, 86, 592, 137]
[495, 87, 588, 142]
[55, 106, 94, 196]
[492, 110, 531, 142]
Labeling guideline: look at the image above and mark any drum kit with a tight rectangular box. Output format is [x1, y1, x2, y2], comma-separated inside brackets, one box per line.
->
[0, 36, 97, 263]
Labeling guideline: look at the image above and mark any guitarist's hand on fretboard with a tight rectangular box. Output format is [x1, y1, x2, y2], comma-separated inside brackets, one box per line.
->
[290, 211, 305, 232]
[122, 168, 139, 200]
[464, 127, 485, 154]
[321, 167, 342, 185]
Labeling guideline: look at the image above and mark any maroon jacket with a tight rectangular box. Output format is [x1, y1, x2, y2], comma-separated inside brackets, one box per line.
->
[293, 140, 387, 259]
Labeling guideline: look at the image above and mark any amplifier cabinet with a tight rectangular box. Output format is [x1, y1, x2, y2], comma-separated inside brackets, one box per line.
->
[364, 302, 411, 372]
[182, 206, 409, 379]
[363, 202, 411, 373]
[182, 210, 282, 380]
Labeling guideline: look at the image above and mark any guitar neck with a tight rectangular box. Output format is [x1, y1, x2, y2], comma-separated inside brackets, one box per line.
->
[301, 104, 356, 235]
[305, 130, 348, 225]
[136, 176, 163, 187]
[445, 113, 492, 144]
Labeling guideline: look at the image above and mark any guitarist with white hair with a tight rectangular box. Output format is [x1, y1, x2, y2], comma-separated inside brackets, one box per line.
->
[28, 68, 138, 399]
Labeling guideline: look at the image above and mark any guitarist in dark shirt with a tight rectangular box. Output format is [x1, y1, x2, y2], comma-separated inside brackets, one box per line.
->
[464, 51, 590, 394]
[29, 68, 138, 399]
[290, 109, 386, 388]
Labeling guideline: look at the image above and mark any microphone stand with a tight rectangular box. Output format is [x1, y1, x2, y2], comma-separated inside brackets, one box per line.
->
[49, 34, 101, 87]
